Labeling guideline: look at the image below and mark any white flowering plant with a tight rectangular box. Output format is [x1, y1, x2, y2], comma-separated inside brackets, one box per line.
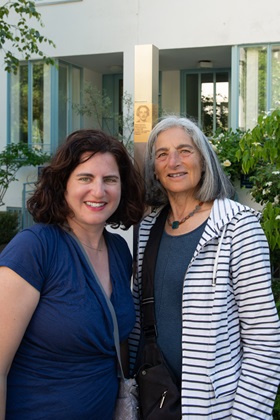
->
[249, 165, 280, 252]
[240, 109, 280, 416]
[238, 108, 280, 174]
[210, 128, 244, 182]
[238, 109, 280, 260]
[249, 165, 280, 206]
[211, 110, 280, 270]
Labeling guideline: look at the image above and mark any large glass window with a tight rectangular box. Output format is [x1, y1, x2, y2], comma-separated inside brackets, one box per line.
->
[184, 71, 229, 136]
[271, 46, 280, 109]
[72, 66, 82, 132]
[32, 63, 51, 150]
[58, 63, 68, 144]
[10, 64, 28, 144]
[238, 44, 280, 130]
[9, 62, 51, 152]
[8, 60, 82, 152]
[239, 47, 267, 130]
[58, 62, 82, 145]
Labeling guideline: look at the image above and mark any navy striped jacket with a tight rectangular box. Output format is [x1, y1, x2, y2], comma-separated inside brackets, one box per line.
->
[129, 198, 280, 419]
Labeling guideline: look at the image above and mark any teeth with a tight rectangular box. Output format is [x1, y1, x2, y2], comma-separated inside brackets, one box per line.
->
[85, 202, 105, 208]
[169, 173, 184, 177]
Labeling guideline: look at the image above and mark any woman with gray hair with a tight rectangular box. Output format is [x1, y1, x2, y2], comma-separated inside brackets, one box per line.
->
[130, 116, 280, 419]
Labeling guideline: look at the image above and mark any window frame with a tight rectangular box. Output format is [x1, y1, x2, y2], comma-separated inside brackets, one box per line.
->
[231, 43, 280, 131]
[180, 68, 231, 135]
[7, 59, 83, 153]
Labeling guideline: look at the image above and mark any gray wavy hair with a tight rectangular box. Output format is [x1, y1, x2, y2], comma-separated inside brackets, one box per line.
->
[144, 115, 235, 206]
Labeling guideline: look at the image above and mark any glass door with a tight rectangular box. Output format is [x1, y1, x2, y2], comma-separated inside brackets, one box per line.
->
[183, 70, 230, 136]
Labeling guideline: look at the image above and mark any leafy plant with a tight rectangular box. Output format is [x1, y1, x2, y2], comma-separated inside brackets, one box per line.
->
[72, 83, 134, 154]
[238, 108, 280, 173]
[210, 113, 280, 283]
[0, 142, 50, 206]
[0, 211, 19, 244]
[272, 279, 280, 419]
[210, 128, 244, 182]
[115, 91, 134, 154]
[236, 109, 280, 256]
[249, 165, 280, 207]
[72, 84, 112, 129]
[0, 0, 55, 74]
[233, 108, 280, 286]
[261, 203, 280, 251]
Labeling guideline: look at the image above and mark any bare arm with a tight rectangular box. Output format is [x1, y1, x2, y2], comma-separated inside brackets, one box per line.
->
[0, 267, 40, 420]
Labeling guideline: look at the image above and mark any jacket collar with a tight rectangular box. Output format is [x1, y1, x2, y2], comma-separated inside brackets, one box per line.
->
[141, 198, 260, 249]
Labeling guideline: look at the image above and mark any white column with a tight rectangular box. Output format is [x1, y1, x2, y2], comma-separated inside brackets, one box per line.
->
[133, 44, 159, 170]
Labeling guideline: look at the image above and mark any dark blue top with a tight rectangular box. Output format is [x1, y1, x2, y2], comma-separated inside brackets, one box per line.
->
[0, 224, 135, 420]
[154, 221, 207, 385]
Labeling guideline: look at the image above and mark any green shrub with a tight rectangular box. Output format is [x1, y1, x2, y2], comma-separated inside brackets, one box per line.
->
[0, 211, 19, 244]
[272, 279, 280, 419]
[274, 394, 280, 420]
[210, 128, 245, 182]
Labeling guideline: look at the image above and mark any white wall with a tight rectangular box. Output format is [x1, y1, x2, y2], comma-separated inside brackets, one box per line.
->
[107, 225, 134, 254]
[2, 167, 38, 210]
[234, 182, 263, 212]
[33, 0, 280, 59]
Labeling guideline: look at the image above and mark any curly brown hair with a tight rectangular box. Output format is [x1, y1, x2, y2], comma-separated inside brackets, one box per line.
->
[27, 129, 145, 229]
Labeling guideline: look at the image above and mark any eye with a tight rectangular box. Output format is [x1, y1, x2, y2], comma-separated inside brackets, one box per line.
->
[180, 149, 193, 157]
[156, 152, 168, 160]
[104, 176, 119, 184]
[78, 176, 91, 183]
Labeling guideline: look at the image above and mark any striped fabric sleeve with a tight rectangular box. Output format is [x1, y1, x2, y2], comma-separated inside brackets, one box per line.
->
[230, 213, 280, 419]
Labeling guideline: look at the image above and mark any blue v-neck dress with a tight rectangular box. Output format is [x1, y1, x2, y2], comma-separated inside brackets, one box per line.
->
[0, 224, 135, 419]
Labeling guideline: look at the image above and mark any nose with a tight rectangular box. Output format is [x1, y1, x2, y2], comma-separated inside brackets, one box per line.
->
[90, 178, 105, 197]
[168, 150, 181, 167]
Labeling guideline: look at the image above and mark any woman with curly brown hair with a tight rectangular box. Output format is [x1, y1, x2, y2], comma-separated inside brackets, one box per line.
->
[0, 129, 145, 419]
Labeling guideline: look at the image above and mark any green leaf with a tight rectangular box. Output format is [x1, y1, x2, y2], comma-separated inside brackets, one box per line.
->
[0, 0, 56, 74]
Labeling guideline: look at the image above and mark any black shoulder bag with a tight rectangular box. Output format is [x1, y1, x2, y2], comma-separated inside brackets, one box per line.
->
[135, 206, 181, 419]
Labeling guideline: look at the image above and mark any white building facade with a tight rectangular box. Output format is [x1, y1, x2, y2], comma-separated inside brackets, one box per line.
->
[1, 0, 280, 227]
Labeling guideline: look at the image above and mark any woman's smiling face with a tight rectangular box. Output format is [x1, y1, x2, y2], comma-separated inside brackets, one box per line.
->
[65, 152, 121, 230]
[154, 127, 203, 197]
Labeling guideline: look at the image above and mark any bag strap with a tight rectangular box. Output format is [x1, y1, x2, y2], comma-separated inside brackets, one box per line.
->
[68, 231, 125, 379]
[141, 206, 169, 340]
